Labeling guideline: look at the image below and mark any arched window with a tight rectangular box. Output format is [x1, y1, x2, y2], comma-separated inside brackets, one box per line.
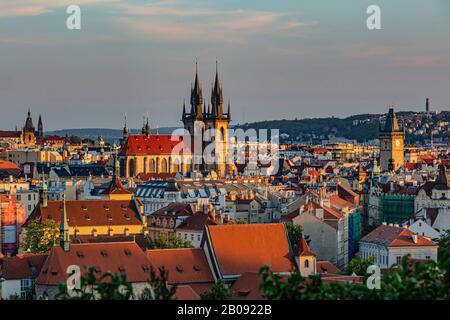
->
[128, 158, 135, 177]
[143, 157, 148, 173]
[161, 158, 168, 173]
[304, 259, 309, 268]
[150, 159, 156, 173]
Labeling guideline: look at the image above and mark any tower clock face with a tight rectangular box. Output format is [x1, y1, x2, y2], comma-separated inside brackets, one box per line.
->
[395, 139, 400, 147]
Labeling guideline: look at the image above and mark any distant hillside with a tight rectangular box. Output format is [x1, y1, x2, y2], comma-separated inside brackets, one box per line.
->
[45, 110, 447, 144]
[236, 113, 385, 143]
[46, 127, 177, 144]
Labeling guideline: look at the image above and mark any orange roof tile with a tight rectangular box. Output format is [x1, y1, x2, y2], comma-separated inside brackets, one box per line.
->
[26, 200, 143, 228]
[206, 223, 294, 277]
[36, 242, 150, 285]
[1, 253, 48, 280]
[146, 248, 214, 285]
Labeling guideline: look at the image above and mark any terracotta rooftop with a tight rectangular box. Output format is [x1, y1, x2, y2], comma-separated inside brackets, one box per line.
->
[316, 260, 341, 274]
[206, 223, 295, 277]
[120, 134, 191, 156]
[26, 200, 143, 227]
[36, 242, 150, 285]
[176, 212, 216, 231]
[360, 224, 437, 248]
[231, 272, 264, 300]
[0, 253, 48, 280]
[146, 248, 214, 285]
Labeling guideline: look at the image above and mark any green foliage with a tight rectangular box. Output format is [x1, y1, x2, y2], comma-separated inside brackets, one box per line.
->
[56, 267, 134, 300]
[259, 254, 450, 300]
[147, 233, 193, 249]
[345, 256, 376, 276]
[21, 219, 59, 253]
[140, 267, 177, 300]
[284, 223, 310, 253]
[56, 266, 177, 300]
[69, 135, 82, 145]
[200, 280, 232, 300]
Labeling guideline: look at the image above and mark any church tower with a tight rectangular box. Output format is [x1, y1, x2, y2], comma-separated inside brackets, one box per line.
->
[181, 60, 231, 176]
[23, 109, 36, 145]
[182, 60, 206, 172]
[379, 108, 404, 172]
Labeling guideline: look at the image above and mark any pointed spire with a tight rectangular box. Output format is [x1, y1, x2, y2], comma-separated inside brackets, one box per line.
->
[182, 99, 186, 119]
[60, 194, 70, 252]
[123, 113, 129, 139]
[211, 59, 223, 119]
[227, 98, 231, 121]
[296, 234, 315, 257]
[190, 59, 203, 119]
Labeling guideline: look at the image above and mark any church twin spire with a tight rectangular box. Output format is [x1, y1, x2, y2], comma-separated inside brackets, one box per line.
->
[183, 59, 231, 123]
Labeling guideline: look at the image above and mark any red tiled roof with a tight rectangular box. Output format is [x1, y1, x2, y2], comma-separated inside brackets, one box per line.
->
[0, 160, 21, 171]
[231, 272, 264, 300]
[0, 254, 48, 280]
[138, 172, 177, 181]
[361, 224, 437, 247]
[36, 242, 150, 285]
[316, 261, 341, 274]
[146, 248, 214, 285]
[26, 200, 143, 228]
[206, 223, 294, 276]
[0, 131, 21, 138]
[120, 134, 191, 156]
[100, 178, 132, 195]
[176, 212, 216, 231]
[175, 285, 201, 300]
[296, 235, 316, 257]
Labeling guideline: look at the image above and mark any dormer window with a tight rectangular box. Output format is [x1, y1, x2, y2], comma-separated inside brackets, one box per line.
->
[193, 265, 201, 272]
[76, 251, 84, 258]
[100, 250, 108, 257]
[124, 248, 132, 256]
[176, 265, 183, 273]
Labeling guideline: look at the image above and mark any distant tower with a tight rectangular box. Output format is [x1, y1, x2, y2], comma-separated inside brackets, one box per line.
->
[23, 109, 36, 145]
[37, 114, 44, 139]
[142, 113, 150, 137]
[122, 113, 129, 143]
[60, 195, 70, 252]
[426, 98, 430, 113]
[379, 107, 404, 172]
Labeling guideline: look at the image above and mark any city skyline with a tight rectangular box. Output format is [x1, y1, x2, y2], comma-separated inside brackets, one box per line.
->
[1, 0, 450, 131]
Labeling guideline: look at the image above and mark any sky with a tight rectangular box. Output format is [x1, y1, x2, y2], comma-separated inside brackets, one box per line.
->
[0, 0, 449, 131]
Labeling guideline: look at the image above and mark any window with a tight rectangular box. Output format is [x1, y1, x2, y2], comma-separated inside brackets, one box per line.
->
[426, 256, 431, 260]
[197, 234, 201, 241]
[396, 256, 401, 265]
[304, 259, 309, 268]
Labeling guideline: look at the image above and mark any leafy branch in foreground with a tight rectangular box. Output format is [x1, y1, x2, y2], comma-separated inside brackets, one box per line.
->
[259, 254, 450, 300]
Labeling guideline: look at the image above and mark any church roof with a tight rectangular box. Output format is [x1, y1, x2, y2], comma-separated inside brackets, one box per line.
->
[119, 134, 190, 156]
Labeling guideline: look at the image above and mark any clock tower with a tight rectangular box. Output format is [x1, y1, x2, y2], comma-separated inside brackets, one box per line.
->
[379, 107, 404, 172]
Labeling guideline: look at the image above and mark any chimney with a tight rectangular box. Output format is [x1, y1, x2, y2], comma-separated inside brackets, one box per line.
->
[412, 234, 418, 244]
[426, 98, 430, 113]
